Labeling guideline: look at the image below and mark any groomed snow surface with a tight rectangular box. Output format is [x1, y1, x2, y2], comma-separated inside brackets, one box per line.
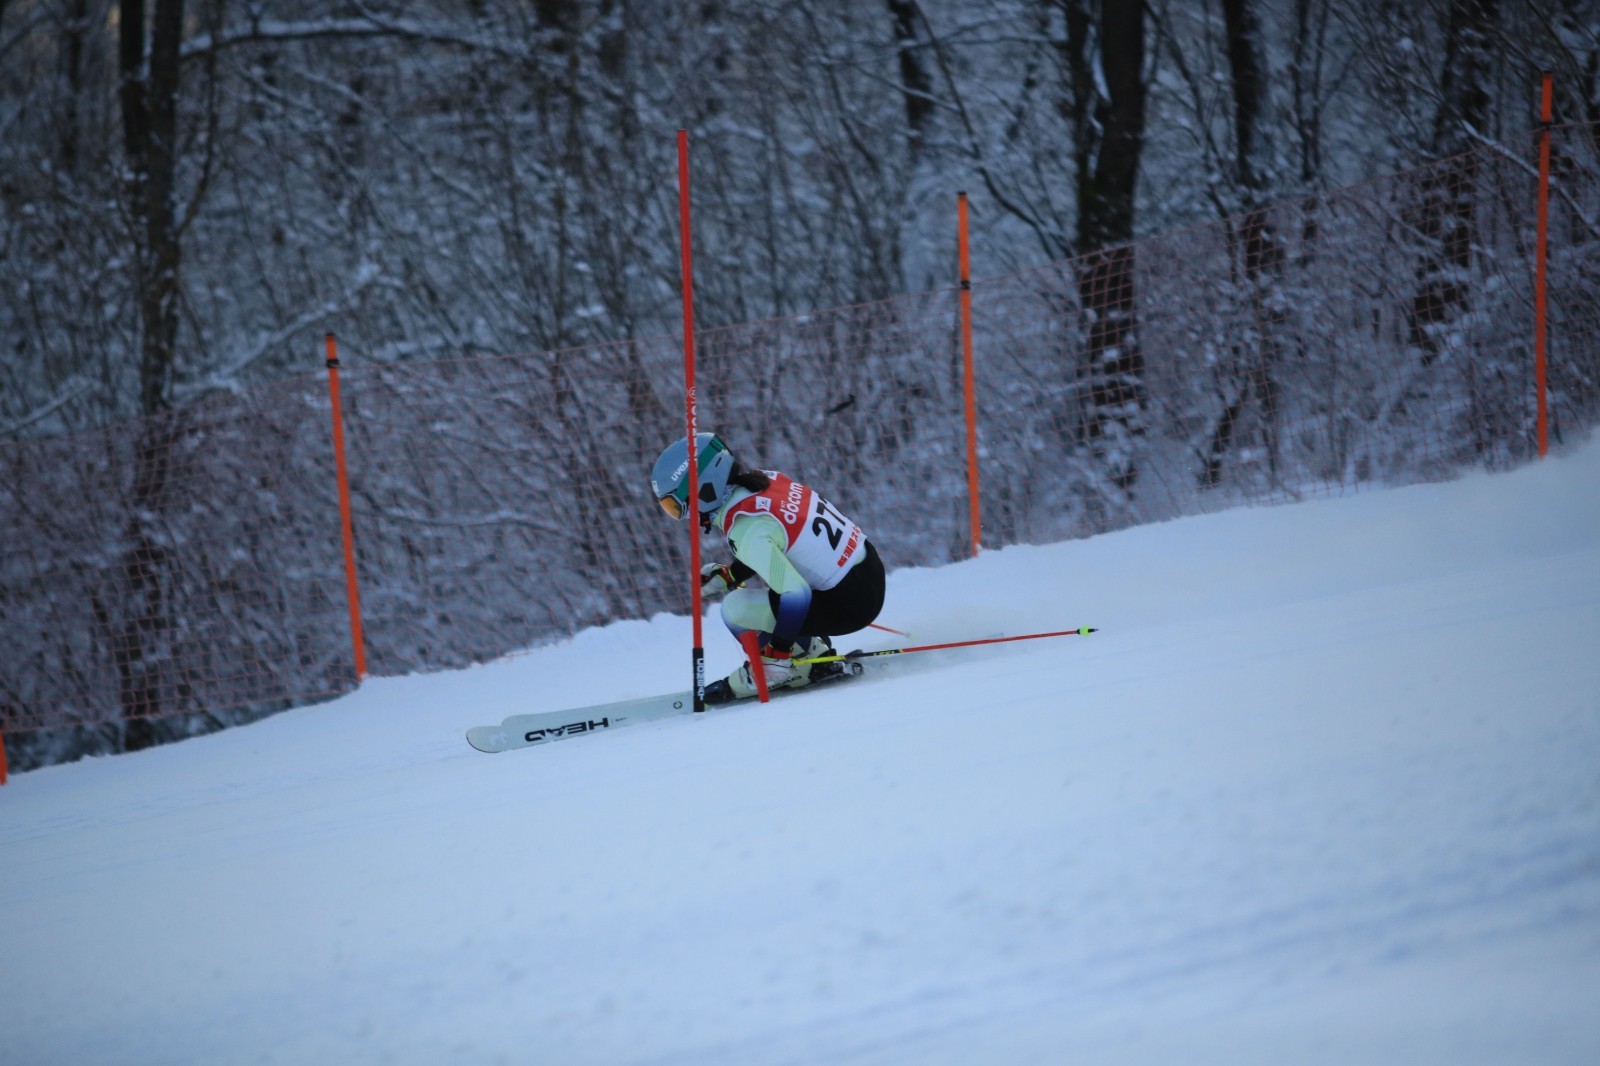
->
[5, 438, 1600, 1066]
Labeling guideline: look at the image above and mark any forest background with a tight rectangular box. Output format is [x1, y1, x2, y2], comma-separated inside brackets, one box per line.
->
[3, 0, 1593, 436]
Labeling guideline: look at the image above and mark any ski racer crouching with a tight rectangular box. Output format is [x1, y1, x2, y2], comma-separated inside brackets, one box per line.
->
[650, 433, 886, 702]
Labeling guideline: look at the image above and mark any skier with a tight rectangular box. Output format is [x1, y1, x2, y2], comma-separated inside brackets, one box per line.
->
[650, 432, 886, 702]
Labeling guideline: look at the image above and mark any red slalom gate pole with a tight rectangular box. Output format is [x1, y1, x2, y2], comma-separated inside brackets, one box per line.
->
[1534, 71, 1553, 459]
[957, 192, 982, 556]
[324, 333, 368, 681]
[738, 630, 772, 703]
[796, 627, 1097, 664]
[677, 130, 709, 711]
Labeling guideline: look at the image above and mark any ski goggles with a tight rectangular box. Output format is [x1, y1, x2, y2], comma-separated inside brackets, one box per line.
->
[657, 488, 689, 520]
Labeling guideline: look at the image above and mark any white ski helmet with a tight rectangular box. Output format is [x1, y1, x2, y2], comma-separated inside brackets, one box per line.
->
[651, 433, 736, 525]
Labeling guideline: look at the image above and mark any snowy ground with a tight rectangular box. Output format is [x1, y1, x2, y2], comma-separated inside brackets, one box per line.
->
[4, 438, 1599, 1066]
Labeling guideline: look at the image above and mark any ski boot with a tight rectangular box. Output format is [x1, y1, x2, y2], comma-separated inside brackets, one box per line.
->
[704, 635, 835, 704]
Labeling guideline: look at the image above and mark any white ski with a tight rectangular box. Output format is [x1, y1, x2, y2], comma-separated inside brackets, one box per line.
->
[465, 660, 864, 753]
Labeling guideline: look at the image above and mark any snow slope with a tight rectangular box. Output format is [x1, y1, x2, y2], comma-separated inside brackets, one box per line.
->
[4, 438, 1599, 1066]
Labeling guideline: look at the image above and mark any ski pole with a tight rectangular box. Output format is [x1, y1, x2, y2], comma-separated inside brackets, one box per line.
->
[797, 626, 1097, 664]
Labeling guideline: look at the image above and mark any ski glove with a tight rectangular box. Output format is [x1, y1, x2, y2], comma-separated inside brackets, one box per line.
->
[700, 563, 740, 595]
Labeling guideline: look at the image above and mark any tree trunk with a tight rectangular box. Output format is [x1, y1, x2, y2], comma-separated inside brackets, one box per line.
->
[1289, 0, 1331, 189]
[1409, 0, 1498, 366]
[1203, 0, 1284, 489]
[1068, 0, 1147, 495]
[121, 0, 184, 417]
[117, 0, 186, 750]
[886, 0, 933, 152]
[60, 0, 91, 173]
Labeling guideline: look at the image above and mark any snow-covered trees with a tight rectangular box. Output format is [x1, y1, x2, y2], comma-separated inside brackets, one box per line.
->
[3, 0, 1593, 440]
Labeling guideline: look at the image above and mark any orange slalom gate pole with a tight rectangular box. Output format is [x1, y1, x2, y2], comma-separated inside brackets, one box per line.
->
[1, 728, 8, 786]
[677, 131, 711, 710]
[958, 192, 982, 556]
[324, 334, 368, 681]
[1534, 72, 1553, 459]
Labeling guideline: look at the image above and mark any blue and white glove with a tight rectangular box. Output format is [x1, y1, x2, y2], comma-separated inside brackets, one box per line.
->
[700, 563, 739, 596]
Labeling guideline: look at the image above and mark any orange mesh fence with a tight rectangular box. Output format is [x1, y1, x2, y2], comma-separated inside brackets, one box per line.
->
[1, 376, 354, 734]
[975, 127, 1600, 546]
[3, 126, 1598, 751]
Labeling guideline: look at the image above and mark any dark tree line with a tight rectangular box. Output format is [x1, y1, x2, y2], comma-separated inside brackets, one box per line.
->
[3, 0, 1593, 438]
[2, 0, 1597, 559]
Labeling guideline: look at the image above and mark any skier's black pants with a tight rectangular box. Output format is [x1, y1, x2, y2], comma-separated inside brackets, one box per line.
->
[769, 540, 885, 641]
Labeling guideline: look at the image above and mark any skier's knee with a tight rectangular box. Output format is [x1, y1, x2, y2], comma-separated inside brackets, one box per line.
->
[721, 587, 776, 637]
